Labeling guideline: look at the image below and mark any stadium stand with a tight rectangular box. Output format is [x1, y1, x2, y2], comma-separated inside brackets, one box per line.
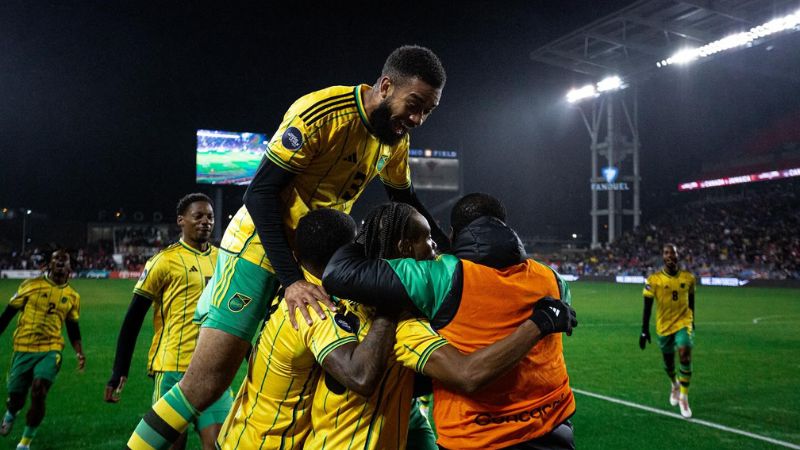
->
[543, 179, 800, 280]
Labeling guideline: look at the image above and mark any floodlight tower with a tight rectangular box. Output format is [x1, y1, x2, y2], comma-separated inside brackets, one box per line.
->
[530, 0, 800, 249]
[567, 77, 640, 248]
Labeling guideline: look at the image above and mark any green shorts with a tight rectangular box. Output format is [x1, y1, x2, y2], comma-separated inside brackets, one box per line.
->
[153, 371, 233, 430]
[194, 250, 281, 342]
[6, 351, 61, 394]
[658, 327, 694, 353]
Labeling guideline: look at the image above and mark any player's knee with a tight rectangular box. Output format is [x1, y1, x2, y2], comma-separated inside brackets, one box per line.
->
[30, 380, 51, 401]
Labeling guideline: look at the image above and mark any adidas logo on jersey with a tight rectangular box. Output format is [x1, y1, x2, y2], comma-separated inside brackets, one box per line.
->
[189, 266, 198, 272]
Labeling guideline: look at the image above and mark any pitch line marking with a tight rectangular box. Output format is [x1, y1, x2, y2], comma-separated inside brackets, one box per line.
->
[752, 315, 786, 324]
[573, 388, 800, 449]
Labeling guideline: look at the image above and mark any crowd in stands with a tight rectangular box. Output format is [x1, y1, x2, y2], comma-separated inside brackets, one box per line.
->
[541, 181, 800, 280]
[2, 182, 798, 280]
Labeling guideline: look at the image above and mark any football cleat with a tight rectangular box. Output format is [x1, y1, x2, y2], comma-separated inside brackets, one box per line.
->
[679, 393, 692, 418]
[669, 382, 680, 406]
[16, 444, 30, 450]
[0, 416, 14, 437]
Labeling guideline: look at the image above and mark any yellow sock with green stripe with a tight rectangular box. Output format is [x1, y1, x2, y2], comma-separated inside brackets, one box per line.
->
[678, 361, 692, 395]
[127, 384, 198, 450]
[19, 425, 37, 446]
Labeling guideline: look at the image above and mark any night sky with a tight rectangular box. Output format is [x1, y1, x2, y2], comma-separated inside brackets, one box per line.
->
[2, 1, 800, 243]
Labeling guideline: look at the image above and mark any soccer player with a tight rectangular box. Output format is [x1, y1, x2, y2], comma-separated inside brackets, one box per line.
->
[323, 193, 578, 449]
[640, 243, 697, 418]
[306, 203, 576, 450]
[216, 208, 397, 450]
[108, 193, 230, 450]
[0, 250, 84, 450]
[128, 45, 449, 450]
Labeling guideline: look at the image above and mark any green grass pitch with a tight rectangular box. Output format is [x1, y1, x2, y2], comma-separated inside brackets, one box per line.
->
[0, 280, 798, 449]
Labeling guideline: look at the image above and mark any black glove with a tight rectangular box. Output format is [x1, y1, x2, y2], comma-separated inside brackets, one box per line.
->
[530, 297, 577, 336]
[639, 329, 651, 350]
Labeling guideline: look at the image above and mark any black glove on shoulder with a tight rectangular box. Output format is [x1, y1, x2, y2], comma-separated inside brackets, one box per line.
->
[530, 297, 577, 336]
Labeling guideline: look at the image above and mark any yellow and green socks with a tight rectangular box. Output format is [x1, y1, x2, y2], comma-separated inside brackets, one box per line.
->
[127, 384, 198, 450]
[678, 361, 692, 395]
[19, 425, 38, 446]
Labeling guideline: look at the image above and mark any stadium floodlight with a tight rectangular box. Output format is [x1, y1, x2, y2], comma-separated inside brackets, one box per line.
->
[596, 76, 623, 92]
[658, 9, 800, 68]
[26, 209, 32, 215]
[566, 75, 626, 104]
[566, 84, 597, 103]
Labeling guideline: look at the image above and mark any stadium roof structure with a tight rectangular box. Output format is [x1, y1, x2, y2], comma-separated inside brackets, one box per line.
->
[530, 0, 800, 81]
[530, 0, 800, 248]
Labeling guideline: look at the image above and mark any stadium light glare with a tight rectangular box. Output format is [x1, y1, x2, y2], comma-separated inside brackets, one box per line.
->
[566, 84, 597, 103]
[596, 76, 623, 92]
[658, 9, 800, 68]
[566, 75, 626, 103]
[26, 209, 32, 215]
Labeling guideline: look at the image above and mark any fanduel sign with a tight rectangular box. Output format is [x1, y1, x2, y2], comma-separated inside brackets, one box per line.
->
[591, 166, 630, 191]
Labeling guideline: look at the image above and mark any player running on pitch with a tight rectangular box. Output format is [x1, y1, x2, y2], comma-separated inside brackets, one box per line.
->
[640, 243, 697, 418]
[0, 250, 85, 450]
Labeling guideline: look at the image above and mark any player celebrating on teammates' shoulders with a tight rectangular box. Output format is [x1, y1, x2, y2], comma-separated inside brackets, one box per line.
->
[128, 45, 449, 450]
[0, 250, 84, 450]
[640, 243, 697, 418]
[107, 193, 230, 450]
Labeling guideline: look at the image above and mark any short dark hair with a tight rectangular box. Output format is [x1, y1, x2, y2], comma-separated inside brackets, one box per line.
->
[382, 45, 446, 89]
[176, 193, 213, 216]
[450, 193, 507, 237]
[295, 209, 357, 271]
[357, 203, 418, 259]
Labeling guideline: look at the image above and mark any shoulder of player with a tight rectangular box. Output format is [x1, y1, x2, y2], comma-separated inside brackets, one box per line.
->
[289, 85, 359, 127]
[19, 276, 44, 288]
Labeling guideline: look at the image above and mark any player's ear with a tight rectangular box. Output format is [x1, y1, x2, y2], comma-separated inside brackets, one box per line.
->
[378, 76, 392, 99]
[176, 215, 184, 227]
[396, 239, 411, 258]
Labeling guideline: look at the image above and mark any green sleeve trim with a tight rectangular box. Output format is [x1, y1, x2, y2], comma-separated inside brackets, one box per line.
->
[316, 336, 359, 364]
[379, 176, 411, 189]
[266, 149, 302, 174]
[386, 254, 459, 319]
[132, 288, 155, 300]
[416, 339, 449, 374]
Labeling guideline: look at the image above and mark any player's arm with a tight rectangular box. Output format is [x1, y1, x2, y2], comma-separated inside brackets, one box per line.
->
[640, 296, 654, 349]
[422, 297, 577, 394]
[320, 315, 397, 397]
[384, 184, 450, 251]
[105, 293, 151, 402]
[322, 243, 417, 312]
[0, 305, 20, 335]
[65, 319, 85, 372]
[244, 157, 334, 328]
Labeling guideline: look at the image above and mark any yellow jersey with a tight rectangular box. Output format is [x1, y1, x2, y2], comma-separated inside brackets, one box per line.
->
[8, 275, 80, 352]
[643, 269, 696, 336]
[220, 84, 411, 271]
[305, 307, 448, 450]
[217, 271, 359, 450]
[134, 240, 217, 373]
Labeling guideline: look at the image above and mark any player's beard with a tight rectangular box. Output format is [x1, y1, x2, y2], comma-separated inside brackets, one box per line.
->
[369, 99, 406, 146]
